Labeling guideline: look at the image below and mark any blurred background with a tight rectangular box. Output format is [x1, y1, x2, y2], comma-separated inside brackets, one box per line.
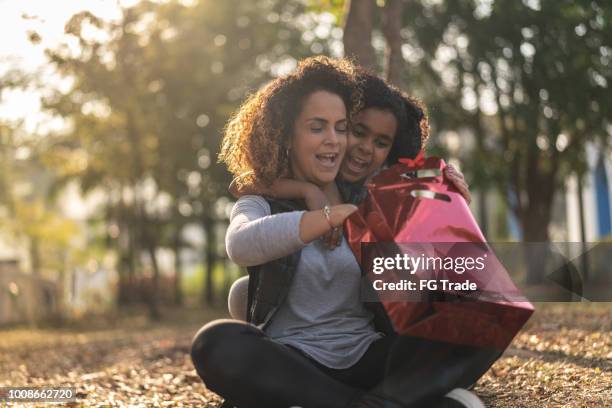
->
[0, 0, 610, 325]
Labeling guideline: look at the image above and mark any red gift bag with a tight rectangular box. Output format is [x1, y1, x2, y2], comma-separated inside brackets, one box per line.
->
[345, 152, 534, 350]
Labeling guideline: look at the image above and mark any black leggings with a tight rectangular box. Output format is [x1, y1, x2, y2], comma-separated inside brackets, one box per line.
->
[190, 319, 502, 408]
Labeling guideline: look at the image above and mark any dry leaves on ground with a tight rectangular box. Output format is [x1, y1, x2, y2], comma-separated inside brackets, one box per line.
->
[0, 303, 610, 407]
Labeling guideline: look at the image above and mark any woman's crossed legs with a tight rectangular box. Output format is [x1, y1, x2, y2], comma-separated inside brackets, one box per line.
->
[190, 319, 501, 408]
[190, 319, 362, 408]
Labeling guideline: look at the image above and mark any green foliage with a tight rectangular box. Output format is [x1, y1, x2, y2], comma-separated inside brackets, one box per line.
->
[0, 113, 81, 277]
[305, 0, 347, 24]
[401, 0, 612, 239]
[182, 261, 242, 300]
[40, 0, 331, 307]
[43, 0, 320, 224]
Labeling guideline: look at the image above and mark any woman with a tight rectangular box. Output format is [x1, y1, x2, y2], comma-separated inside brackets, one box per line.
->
[227, 70, 471, 317]
[191, 58, 497, 408]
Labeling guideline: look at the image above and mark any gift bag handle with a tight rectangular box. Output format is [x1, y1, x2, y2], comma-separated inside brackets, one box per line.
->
[410, 190, 451, 202]
[400, 168, 443, 179]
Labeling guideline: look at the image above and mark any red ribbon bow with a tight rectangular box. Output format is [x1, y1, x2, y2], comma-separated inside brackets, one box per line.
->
[398, 149, 426, 168]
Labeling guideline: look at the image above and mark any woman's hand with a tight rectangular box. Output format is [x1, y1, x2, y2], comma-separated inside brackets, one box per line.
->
[298, 204, 358, 245]
[444, 164, 471, 204]
[294, 183, 346, 250]
[327, 204, 358, 227]
[302, 184, 342, 250]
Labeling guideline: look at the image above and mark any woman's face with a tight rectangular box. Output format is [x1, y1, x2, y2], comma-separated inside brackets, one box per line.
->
[339, 107, 397, 183]
[289, 90, 348, 187]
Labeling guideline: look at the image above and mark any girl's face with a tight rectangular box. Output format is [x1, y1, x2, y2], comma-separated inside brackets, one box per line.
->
[290, 90, 348, 187]
[339, 107, 397, 183]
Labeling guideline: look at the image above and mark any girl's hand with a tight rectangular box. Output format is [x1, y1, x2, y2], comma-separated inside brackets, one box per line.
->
[304, 184, 328, 211]
[444, 164, 471, 204]
[321, 225, 343, 250]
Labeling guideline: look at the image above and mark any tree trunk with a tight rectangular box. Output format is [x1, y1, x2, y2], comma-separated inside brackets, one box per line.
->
[576, 173, 589, 281]
[109, 194, 128, 305]
[343, 0, 377, 71]
[520, 185, 554, 284]
[30, 237, 41, 276]
[173, 225, 184, 306]
[478, 187, 489, 239]
[143, 235, 161, 321]
[117, 198, 137, 305]
[202, 214, 216, 306]
[382, 0, 404, 88]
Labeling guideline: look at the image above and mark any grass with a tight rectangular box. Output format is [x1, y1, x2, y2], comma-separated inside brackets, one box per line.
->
[181, 262, 244, 301]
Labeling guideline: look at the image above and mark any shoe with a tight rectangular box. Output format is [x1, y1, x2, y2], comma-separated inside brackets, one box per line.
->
[439, 388, 485, 408]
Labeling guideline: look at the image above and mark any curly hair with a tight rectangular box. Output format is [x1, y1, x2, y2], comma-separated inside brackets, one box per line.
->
[354, 69, 430, 165]
[219, 56, 362, 188]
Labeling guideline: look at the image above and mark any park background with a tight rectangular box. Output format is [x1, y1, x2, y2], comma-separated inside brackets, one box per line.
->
[0, 0, 610, 407]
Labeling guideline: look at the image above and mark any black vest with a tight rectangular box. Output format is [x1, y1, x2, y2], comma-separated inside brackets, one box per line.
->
[245, 196, 395, 336]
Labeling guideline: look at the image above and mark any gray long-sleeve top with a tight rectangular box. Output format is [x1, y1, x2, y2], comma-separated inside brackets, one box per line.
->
[226, 195, 383, 369]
